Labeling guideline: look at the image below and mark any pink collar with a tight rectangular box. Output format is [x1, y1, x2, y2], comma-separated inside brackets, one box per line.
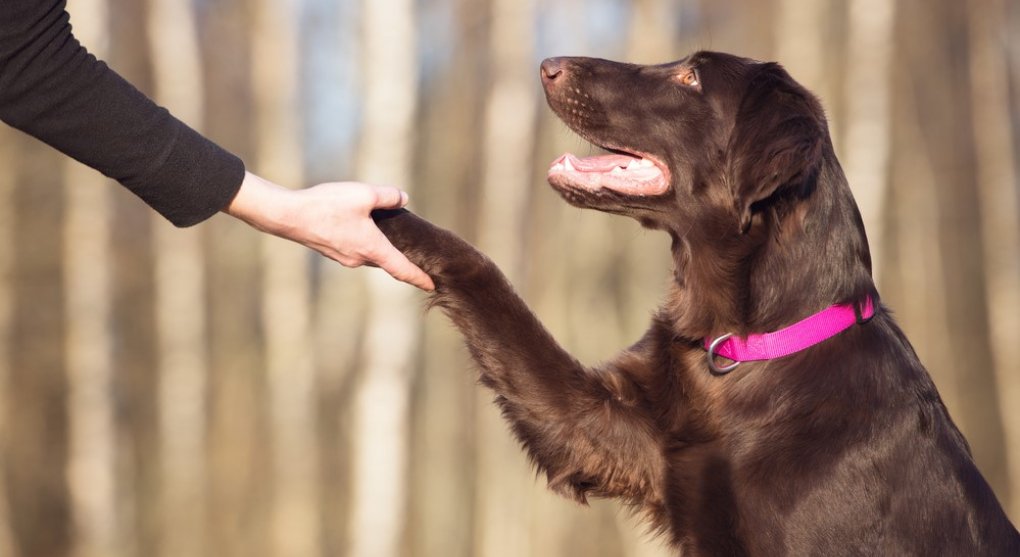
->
[704, 296, 876, 374]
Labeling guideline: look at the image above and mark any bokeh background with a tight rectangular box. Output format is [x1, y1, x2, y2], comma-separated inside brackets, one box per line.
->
[1, 0, 1018, 556]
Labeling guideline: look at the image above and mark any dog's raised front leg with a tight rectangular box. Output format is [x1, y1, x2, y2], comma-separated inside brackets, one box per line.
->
[373, 209, 664, 508]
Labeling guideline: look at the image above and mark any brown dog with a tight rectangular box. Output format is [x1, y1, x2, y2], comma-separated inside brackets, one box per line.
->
[373, 51, 1020, 555]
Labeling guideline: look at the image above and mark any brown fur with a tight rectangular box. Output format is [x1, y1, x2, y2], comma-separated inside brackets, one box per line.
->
[373, 51, 1019, 556]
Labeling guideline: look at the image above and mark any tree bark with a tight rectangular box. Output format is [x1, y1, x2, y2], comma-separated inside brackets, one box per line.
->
[0, 128, 17, 557]
[305, 3, 363, 554]
[6, 87, 72, 557]
[252, 0, 322, 555]
[346, 0, 420, 554]
[775, 0, 842, 143]
[892, 0, 1009, 506]
[62, 4, 118, 557]
[967, 0, 1020, 520]
[194, 1, 271, 555]
[843, 0, 895, 281]
[147, 0, 211, 555]
[106, 1, 162, 553]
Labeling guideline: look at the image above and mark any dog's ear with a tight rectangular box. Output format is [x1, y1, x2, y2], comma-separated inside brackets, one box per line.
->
[727, 63, 825, 233]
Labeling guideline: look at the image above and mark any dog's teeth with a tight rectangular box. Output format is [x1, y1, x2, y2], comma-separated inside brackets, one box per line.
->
[563, 157, 576, 171]
[552, 163, 564, 171]
[638, 159, 654, 168]
[626, 159, 640, 170]
[610, 166, 624, 174]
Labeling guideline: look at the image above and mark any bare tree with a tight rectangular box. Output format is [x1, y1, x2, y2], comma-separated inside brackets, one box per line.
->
[63, 2, 119, 556]
[843, 0, 895, 281]
[252, 0, 321, 555]
[347, 0, 420, 554]
[0, 128, 17, 557]
[307, 3, 365, 554]
[6, 92, 73, 557]
[104, 1, 163, 553]
[891, 0, 1009, 507]
[775, 0, 840, 142]
[193, 1, 272, 554]
[147, 0, 211, 554]
[967, 0, 1020, 520]
[64, 163, 118, 557]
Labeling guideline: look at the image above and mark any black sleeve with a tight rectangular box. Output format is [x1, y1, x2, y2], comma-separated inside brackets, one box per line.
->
[0, 0, 245, 227]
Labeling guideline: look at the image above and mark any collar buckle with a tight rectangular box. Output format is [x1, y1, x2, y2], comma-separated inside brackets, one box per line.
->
[707, 333, 740, 374]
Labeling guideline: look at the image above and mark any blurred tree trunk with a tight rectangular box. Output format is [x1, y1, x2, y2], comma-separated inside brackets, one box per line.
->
[967, 0, 1020, 521]
[147, 1, 211, 555]
[106, 1, 162, 554]
[473, 0, 542, 556]
[0, 128, 17, 557]
[884, 42, 957, 448]
[891, 0, 1009, 506]
[305, 3, 364, 554]
[843, 0, 894, 281]
[696, 0, 774, 59]
[408, 1, 489, 555]
[64, 129, 118, 557]
[63, 2, 119, 557]
[883, 0, 955, 428]
[252, 0, 322, 555]
[775, 0, 840, 141]
[347, 0, 421, 555]
[6, 79, 72, 557]
[194, 1, 271, 555]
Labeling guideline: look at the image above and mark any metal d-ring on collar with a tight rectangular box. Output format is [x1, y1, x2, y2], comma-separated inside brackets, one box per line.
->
[706, 333, 740, 374]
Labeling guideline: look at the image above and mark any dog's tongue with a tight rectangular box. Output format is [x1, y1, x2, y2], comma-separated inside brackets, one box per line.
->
[548, 153, 668, 196]
[560, 153, 637, 172]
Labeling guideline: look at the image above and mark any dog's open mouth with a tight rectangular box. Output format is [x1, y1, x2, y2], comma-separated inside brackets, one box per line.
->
[547, 150, 670, 196]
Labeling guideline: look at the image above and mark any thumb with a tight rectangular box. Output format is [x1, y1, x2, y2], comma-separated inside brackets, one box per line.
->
[372, 186, 410, 210]
[366, 232, 435, 291]
[375, 248, 435, 291]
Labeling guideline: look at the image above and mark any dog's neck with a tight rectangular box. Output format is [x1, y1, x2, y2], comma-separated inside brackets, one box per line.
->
[666, 149, 877, 341]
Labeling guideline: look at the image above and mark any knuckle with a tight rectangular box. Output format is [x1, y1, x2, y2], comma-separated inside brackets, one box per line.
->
[337, 255, 362, 268]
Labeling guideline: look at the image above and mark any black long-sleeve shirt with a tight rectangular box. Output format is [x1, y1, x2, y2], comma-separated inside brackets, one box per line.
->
[0, 0, 244, 227]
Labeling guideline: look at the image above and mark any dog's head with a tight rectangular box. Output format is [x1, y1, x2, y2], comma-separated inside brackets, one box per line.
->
[541, 51, 827, 238]
[542, 51, 877, 335]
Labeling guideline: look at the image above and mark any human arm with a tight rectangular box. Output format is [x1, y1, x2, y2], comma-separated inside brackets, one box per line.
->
[0, 0, 243, 227]
[0, 1, 432, 289]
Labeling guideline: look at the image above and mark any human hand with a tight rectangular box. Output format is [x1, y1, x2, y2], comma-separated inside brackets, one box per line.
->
[224, 171, 435, 291]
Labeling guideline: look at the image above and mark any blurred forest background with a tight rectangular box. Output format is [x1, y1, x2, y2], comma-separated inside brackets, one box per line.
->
[1, 0, 1018, 556]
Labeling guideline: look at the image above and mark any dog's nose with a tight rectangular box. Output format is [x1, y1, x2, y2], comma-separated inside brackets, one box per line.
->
[540, 57, 566, 83]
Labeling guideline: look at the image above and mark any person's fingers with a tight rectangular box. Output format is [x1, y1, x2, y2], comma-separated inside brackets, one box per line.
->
[371, 186, 409, 210]
[368, 238, 435, 291]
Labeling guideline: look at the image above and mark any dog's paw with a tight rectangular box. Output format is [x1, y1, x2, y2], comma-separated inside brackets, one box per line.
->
[372, 209, 491, 283]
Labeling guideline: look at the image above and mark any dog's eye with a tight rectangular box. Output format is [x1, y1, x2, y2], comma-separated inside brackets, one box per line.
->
[679, 68, 700, 89]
